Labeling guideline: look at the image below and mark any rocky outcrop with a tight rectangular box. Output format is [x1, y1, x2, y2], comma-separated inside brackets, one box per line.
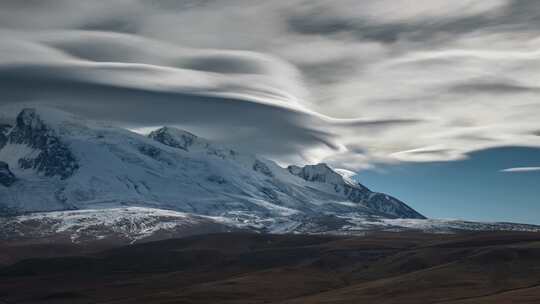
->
[149, 127, 197, 151]
[253, 159, 273, 177]
[7, 109, 78, 179]
[0, 124, 11, 150]
[0, 161, 16, 187]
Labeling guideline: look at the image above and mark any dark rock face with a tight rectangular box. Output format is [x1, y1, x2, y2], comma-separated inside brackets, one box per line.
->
[149, 127, 197, 151]
[7, 109, 78, 179]
[138, 144, 162, 159]
[0, 124, 11, 150]
[207, 175, 226, 184]
[0, 161, 16, 187]
[253, 159, 273, 177]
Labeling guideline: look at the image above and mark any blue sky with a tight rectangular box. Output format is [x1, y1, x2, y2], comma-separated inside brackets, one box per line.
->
[357, 146, 540, 224]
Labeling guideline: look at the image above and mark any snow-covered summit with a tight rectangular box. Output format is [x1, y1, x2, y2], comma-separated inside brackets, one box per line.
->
[149, 126, 241, 161]
[149, 127, 199, 151]
[288, 163, 361, 187]
[6, 108, 79, 179]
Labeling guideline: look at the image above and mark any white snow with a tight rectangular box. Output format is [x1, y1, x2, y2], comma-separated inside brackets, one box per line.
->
[3, 207, 220, 243]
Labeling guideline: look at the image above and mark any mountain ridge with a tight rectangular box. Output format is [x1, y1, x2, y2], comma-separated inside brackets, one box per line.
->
[0, 107, 423, 220]
[1, 107, 538, 240]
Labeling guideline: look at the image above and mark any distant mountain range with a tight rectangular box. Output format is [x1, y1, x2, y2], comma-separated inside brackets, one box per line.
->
[1, 108, 539, 243]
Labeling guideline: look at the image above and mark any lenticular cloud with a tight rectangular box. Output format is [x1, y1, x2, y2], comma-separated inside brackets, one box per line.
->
[1, 0, 540, 169]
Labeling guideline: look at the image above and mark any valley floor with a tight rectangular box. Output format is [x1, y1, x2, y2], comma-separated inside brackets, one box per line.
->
[1, 231, 540, 303]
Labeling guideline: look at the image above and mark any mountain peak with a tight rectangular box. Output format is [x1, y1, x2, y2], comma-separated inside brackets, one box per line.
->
[17, 108, 40, 126]
[4, 108, 79, 179]
[4, 107, 90, 139]
[288, 163, 356, 187]
[149, 126, 199, 151]
[10, 108, 50, 147]
[14, 108, 51, 138]
[288, 162, 425, 219]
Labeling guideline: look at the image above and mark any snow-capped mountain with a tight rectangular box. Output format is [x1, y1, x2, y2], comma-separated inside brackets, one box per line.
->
[0, 108, 423, 221]
[1, 107, 538, 241]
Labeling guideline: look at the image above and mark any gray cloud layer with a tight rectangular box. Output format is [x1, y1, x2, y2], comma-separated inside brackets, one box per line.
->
[1, 0, 540, 169]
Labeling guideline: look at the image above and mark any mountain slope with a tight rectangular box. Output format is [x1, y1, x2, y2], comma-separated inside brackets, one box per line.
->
[1, 207, 538, 248]
[0, 207, 235, 244]
[0, 107, 424, 233]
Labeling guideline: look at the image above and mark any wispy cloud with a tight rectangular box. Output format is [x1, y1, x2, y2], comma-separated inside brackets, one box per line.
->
[500, 167, 540, 173]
